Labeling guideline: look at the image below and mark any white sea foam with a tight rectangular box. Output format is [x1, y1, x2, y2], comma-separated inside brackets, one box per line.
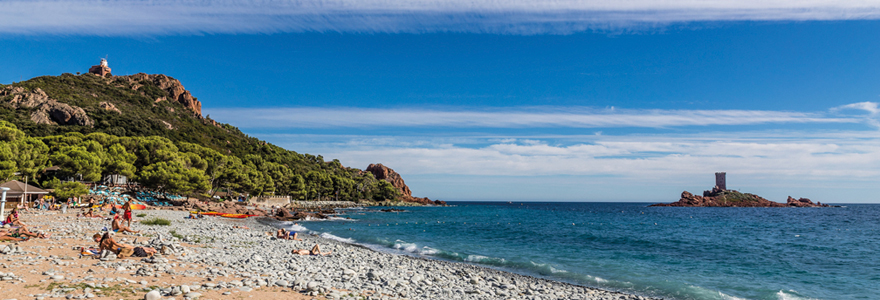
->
[592, 276, 608, 283]
[465, 255, 490, 262]
[685, 285, 748, 300]
[420, 246, 439, 255]
[393, 240, 419, 253]
[718, 292, 749, 300]
[465, 255, 506, 264]
[548, 266, 568, 274]
[776, 290, 820, 300]
[320, 232, 356, 244]
[287, 224, 308, 232]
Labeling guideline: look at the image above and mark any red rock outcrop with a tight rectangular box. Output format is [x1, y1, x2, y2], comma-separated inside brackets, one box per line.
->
[366, 163, 412, 197]
[365, 163, 444, 205]
[0, 87, 93, 127]
[786, 196, 830, 207]
[120, 73, 202, 117]
[652, 190, 831, 207]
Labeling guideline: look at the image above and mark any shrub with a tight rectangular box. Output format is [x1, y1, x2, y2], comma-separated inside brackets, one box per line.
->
[136, 213, 147, 218]
[140, 218, 170, 226]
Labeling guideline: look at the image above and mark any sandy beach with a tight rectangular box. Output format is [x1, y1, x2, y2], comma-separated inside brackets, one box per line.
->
[1, 208, 657, 300]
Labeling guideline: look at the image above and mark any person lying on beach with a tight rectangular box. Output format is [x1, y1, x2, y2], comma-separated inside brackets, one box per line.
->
[80, 208, 102, 218]
[0, 226, 49, 240]
[186, 212, 204, 219]
[93, 233, 157, 258]
[111, 215, 139, 234]
[276, 228, 302, 241]
[4, 208, 27, 228]
[291, 244, 331, 256]
[0, 227, 27, 241]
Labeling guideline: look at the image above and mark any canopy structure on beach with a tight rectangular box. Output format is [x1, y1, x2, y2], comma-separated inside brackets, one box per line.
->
[0, 180, 49, 202]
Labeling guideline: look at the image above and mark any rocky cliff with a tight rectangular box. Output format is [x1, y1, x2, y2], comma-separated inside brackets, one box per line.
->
[366, 163, 412, 197]
[0, 86, 93, 126]
[118, 73, 202, 117]
[366, 163, 446, 205]
[651, 188, 831, 207]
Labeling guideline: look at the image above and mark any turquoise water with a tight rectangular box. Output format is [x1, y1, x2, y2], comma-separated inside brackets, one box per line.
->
[279, 202, 880, 300]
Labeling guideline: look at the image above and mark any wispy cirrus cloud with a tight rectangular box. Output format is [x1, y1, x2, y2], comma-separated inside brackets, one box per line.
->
[833, 101, 880, 115]
[205, 106, 857, 129]
[3, 0, 880, 35]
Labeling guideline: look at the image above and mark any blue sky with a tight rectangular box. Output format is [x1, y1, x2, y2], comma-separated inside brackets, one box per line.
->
[2, 1, 880, 202]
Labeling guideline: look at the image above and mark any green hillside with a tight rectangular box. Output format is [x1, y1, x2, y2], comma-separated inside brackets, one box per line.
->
[0, 73, 399, 201]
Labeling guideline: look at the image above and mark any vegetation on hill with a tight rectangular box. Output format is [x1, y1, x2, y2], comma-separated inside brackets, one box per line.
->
[0, 74, 400, 201]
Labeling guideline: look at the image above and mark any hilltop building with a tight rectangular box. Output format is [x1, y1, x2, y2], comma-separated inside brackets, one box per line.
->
[88, 58, 111, 77]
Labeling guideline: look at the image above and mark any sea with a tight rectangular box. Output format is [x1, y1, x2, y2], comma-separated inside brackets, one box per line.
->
[270, 202, 880, 300]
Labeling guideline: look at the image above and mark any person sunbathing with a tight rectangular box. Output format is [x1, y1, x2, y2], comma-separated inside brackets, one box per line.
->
[4, 208, 26, 228]
[81, 208, 102, 218]
[0, 229, 25, 241]
[92, 233, 157, 258]
[0, 226, 48, 240]
[276, 228, 302, 241]
[111, 216, 139, 234]
[291, 244, 331, 256]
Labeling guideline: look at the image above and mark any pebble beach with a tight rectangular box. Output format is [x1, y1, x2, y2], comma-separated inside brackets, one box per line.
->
[2, 208, 658, 300]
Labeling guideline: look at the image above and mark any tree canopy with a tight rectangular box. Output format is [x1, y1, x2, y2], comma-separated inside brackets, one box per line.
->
[0, 73, 402, 201]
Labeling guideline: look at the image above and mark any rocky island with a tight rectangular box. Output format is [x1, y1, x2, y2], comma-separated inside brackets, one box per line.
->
[651, 172, 832, 207]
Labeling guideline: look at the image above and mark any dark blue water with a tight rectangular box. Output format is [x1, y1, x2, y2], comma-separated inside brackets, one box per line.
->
[281, 202, 880, 300]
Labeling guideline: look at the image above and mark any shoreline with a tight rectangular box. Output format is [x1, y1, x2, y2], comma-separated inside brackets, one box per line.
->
[5, 208, 658, 300]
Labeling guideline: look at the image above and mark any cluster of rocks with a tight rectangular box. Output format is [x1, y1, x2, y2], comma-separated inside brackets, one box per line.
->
[175, 198, 268, 216]
[0, 244, 24, 255]
[119, 73, 203, 117]
[785, 196, 832, 207]
[0, 86, 93, 126]
[270, 207, 338, 221]
[653, 189, 833, 207]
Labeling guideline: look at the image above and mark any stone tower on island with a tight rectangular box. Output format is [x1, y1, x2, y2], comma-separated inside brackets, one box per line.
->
[88, 58, 111, 77]
[715, 172, 727, 191]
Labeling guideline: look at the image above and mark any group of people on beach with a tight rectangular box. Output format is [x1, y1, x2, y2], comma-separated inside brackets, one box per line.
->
[78, 199, 159, 258]
[270, 223, 332, 256]
[0, 208, 50, 241]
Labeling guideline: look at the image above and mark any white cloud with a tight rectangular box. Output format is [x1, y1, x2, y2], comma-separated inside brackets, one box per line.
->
[205, 106, 856, 129]
[307, 135, 880, 179]
[3, 0, 880, 35]
[832, 101, 880, 115]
